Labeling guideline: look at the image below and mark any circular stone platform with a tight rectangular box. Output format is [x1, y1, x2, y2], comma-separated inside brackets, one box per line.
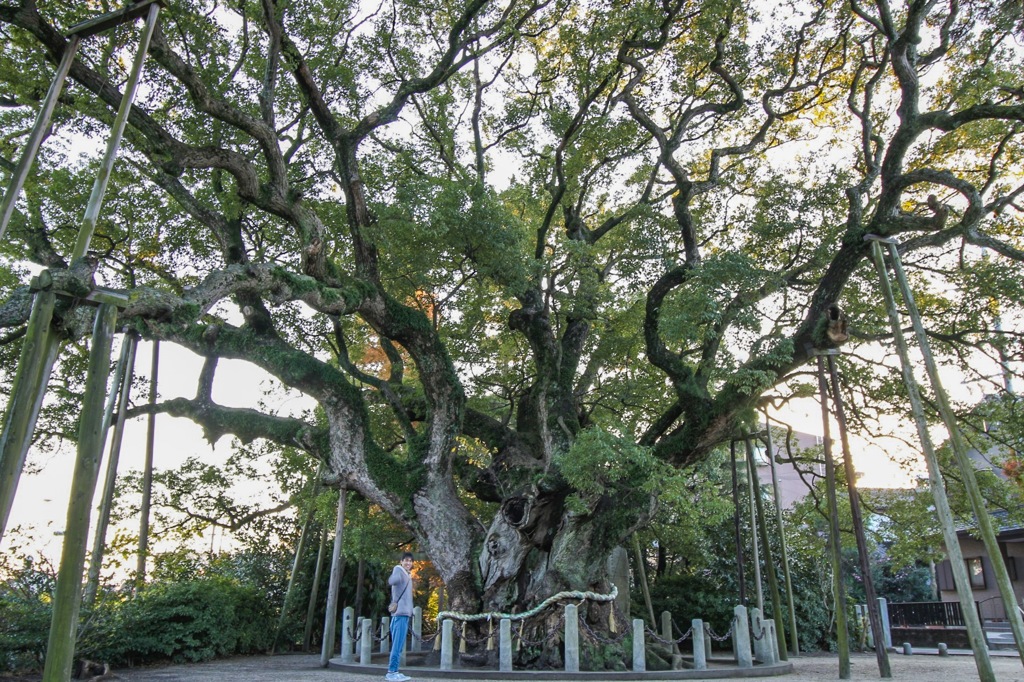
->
[329, 652, 793, 679]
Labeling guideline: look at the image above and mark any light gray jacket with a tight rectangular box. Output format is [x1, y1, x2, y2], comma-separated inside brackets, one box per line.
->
[388, 565, 414, 617]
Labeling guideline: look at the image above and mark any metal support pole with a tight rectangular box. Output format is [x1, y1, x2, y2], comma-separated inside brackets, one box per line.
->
[0, 36, 81, 239]
[816, 354, 851, 679]
[878, 237, 1024, 665]
[826, 354, 891, 677]
[764, 415, 799, 655]
[868, 237, 995, 682]
[41, 303, 118, 682]
[744, 437, 788, 661]
[0, 291, 59, 542]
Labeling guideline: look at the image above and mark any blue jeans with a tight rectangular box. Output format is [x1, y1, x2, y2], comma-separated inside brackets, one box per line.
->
[388, 615, 410, 673]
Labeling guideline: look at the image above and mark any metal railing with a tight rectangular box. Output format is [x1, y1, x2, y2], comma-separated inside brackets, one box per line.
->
[888, 601, 970, 628]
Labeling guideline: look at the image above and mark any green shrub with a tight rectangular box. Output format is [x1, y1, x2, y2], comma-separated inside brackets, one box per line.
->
[0, 586, 51, 672]
[0, 557, 55, 673]
[93, 576, 275, 665]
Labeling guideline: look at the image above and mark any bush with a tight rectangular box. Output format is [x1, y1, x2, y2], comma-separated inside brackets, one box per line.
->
[0, 586, 51, 672]
[89, 576, 276, 666]
[0, 557, 56, 673]
[645, 571, 738, 638]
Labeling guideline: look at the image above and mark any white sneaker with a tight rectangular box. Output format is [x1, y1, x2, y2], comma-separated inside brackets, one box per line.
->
[384, 673, 410, 682]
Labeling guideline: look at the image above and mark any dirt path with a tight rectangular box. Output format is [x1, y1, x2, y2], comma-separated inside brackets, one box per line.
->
[98, 651, 1024, 682]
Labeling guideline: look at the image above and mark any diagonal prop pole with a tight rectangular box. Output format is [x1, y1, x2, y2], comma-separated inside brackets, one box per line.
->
[0, 35, 81, 240]
[868, 236, 996, 682]
[826, 353, 891, 677]
[0, 2, 162, 544]
[875, 236, 1024, 666]
[0, 0, 163, 239]
[0, 290, 60, 542]
[72, 1, 161, 262]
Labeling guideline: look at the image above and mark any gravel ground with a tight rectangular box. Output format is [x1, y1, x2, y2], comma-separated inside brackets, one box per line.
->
[91, 651, 1024, 682]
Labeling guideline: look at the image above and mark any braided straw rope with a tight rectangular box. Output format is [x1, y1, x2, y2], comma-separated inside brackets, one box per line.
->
[436, 585, 618, 624]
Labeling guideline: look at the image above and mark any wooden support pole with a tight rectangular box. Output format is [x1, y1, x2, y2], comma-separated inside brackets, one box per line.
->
[84, 334, 138, 607]
[881, 238, 1024, 665]
[0, 36, 80, 239]
[41, 304, 118, 682]
[0, 291, 59, 541]
[764, 415, 799, 655]
[320, 487, 347, 667]
[273, 464, 324, 653]
[71, 2, 160, 262]
[744, 437, 788, 661]
[743, 446, 764, 614]
[135, 340, 159, 587]
[816, 355, 851, 679]
[827, 354, 891, 677]
[869, 238, 995, 682]
[303, 527, 328, 652]
[730, 440, 746, 606]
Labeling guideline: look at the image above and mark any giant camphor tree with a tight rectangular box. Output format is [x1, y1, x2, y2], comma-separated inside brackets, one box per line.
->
[1, 0, 1022, 653]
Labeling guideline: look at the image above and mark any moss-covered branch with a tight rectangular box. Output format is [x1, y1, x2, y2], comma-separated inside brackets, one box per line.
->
[128, 397, 329, 459]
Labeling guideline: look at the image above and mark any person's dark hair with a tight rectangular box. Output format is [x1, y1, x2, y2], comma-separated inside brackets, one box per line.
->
[401, 551, 414, 561]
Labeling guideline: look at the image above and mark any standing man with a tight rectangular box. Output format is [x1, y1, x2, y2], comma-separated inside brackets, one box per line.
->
[386, 551, 415, 682]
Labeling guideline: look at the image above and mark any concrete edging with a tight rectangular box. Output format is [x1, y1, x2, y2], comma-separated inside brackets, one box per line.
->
[328, 658, 794, 680]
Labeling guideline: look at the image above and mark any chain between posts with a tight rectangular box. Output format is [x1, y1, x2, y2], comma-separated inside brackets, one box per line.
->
[705, 618, 735, 643]
[411, 628, 439, 644]
[645, 623, 693, 646]
[514, 613, 568, 647]
[350, 621, 436, 646]
[453, 621, 494, 646]
[579, 616, 629, 645]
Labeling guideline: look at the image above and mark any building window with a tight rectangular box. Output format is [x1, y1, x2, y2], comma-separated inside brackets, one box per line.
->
[935, 560, 955, 591]
[967, 557, 986, 589]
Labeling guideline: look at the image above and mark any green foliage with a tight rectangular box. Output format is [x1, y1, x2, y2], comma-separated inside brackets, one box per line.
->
[646, 572, 737, 638]
[0, 555, 55, 672]
[0, 553, 277, 672]
[556, 427, 665, 519]
[643, 447, 733, 567]
[91, 576, 275, 664]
